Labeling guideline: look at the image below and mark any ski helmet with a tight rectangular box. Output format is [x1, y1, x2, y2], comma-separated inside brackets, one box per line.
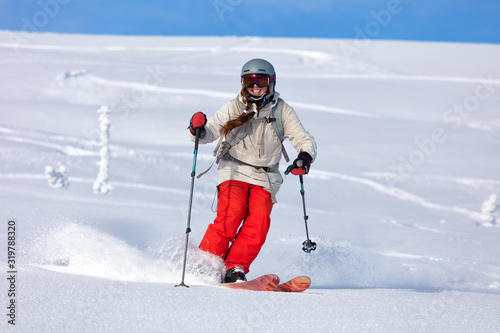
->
[240, 58, 276, 94]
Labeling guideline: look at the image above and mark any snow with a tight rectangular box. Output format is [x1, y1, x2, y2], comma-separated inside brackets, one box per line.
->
[1, 31, 500, 332]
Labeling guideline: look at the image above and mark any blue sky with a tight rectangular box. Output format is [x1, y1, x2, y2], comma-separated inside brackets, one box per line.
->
[1, 0, 499, 44]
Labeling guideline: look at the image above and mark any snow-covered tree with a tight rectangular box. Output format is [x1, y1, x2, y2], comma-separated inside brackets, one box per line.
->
[93, 105, 113, 194]
[45, 165, 69, 189]
[480, 194, 499, 227]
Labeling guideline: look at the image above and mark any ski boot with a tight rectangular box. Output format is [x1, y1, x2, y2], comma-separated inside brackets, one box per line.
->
[224, 267, 247, 283]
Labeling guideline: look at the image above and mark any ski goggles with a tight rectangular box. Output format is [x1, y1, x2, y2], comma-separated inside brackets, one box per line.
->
[242, 74, 269, 88]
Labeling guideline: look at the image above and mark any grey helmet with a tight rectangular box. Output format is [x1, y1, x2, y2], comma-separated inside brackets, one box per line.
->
[240, 59, 276, 101]
[241, 58, 276, 82]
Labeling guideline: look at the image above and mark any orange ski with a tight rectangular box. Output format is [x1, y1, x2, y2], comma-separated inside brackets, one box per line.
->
[219, 274, 280, 291]
[273, 276, 311, 292]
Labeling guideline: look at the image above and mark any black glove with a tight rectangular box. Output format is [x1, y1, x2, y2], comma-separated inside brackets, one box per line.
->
[285, 152, 312, 176]
[189, 112, 207, 136]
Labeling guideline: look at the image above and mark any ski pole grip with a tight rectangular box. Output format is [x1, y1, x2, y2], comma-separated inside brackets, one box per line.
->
[194, 128, 201, 150]
[296, 160, 303, 167]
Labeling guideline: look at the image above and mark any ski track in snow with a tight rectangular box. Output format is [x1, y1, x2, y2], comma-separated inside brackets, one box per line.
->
[1, 122, 492, 223]
[54, 71, 500, 117]
[311, 169, 485, 222]
[364, 172, 500, 188]
[0, 167, 485, 224]
[49, 69, 500, 122]
[52, 70, 500, 121]
[0, 133, 97, 157]
[1, 119, 487, 220]
[0, 42, 222, 53]
[0, 173, 192, 197]
[384, 251, 443, 262]
[4, 41, 500, 84]
[285, 73, 500, 85]
[0, 125, 212, 162]
[0, 39, 359, 69]
[53, 72, 377, 117]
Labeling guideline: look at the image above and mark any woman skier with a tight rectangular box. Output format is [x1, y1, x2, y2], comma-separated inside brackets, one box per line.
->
[188, 58, 317, 283]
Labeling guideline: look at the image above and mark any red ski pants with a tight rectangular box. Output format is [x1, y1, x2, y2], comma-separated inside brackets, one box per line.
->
[199, 180, 274, 273]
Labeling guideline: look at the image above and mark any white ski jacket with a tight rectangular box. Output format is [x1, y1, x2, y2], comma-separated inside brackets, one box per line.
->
[189, 92, 317, 202]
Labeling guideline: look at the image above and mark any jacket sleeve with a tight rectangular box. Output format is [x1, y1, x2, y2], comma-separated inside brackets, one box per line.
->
[282, 103, 318, 162]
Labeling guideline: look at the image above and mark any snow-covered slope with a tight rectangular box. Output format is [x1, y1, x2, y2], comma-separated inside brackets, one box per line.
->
[1, 31, 500, 332]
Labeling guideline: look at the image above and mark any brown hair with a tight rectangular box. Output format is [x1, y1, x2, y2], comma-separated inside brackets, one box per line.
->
[220, 89, 271, 137]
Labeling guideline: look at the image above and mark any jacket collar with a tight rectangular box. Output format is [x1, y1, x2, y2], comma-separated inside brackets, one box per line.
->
[237, 92, 280, 118]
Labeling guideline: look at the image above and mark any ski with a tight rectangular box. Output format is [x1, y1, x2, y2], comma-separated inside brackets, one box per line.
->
[219, 274, 280, 291]
[273, 276, 311, 293]
[218, 274, 311, 292]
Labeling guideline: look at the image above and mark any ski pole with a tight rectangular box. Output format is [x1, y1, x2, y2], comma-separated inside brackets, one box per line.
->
[176, 127, 201, 288]
[297, 161, 316, 253]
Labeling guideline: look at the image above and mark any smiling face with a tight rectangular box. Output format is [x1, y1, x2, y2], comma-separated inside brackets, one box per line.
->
[247, 84, 268, 97]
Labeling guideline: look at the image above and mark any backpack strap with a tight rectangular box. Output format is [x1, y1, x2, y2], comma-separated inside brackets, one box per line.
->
[269, 99, 290, 163]
[197, 125, 246, 179]
[271, 98, 284, 139]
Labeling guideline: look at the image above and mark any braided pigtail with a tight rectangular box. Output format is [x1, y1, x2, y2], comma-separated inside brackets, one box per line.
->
[220, 89, 274, 137]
